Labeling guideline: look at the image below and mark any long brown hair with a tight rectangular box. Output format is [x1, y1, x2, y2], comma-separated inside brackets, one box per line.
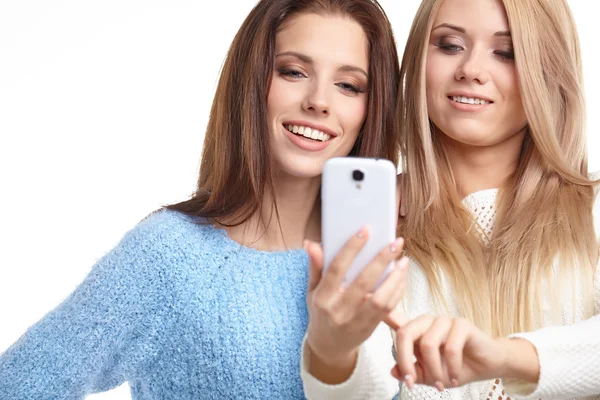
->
[168, 0, 401, 226]
[398, 0, 599, 336]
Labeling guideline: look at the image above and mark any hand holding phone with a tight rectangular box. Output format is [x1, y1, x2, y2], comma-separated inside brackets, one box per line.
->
[304, 157, 409, 375]
[321, 157, 397, 289]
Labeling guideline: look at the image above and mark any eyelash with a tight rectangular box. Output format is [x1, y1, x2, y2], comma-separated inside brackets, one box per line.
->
[435, 42, 515, 62]
[337, 82, 364, 94]
[494, 50, 515, 62]
[435, 42, 463, 54]
[277, 68, 365, 94]
[279, 68, 306, 79]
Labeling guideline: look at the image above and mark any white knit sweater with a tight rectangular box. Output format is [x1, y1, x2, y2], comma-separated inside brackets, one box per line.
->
[301, 182, 600, 400]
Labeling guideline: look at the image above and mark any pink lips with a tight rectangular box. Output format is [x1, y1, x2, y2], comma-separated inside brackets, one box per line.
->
[447, 95, 493, 112]
[283, 120, 338, 138]
[283, 125, 332, 152]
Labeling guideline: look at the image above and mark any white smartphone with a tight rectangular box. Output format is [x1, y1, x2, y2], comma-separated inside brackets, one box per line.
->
[321, 157, 397, 289]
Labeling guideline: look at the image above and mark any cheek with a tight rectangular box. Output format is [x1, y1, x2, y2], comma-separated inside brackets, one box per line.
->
[507, 78, 523, 108]
[425, 52, 448, 88]
[497, 69, 526, 118]
[266, 79, 285, 117]
[425, 55, 449, 114]
[267, 78, 303, 118]
[339, 97, 368, 137]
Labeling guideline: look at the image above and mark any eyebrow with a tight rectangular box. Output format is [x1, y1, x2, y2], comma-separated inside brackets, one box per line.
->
[275, 51, 369, 79]
[432, 23, 511, 37]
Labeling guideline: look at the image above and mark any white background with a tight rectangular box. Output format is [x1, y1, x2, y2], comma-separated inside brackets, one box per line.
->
[0, 1, 597, 399]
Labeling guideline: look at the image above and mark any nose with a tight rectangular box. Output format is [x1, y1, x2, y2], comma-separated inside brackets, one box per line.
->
[454, 48, 490, 85]
[302, 80, 330, 116]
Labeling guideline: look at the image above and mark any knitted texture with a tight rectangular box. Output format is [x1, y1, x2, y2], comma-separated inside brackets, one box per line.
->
[507, 315, 600, 400]
[302, 184, 600, 400]
[0, 209, 310, 399]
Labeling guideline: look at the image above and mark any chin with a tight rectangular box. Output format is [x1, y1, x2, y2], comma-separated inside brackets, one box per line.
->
[441, 123, 494, 147]
[449, 135, 491, 147]
[275, 156, 327, 179]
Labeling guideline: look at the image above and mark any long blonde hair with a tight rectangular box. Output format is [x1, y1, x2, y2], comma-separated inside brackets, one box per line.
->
[398, 0, 599, 336]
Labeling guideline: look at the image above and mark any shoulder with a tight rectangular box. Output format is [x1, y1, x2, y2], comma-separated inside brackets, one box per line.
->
[101, 209, 232, 283]
[123, 208, 228, 253]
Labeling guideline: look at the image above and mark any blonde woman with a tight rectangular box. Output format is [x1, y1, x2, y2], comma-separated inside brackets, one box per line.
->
[300, 0, 600, 399]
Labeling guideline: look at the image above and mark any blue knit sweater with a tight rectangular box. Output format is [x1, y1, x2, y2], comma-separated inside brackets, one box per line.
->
[0, 209, 310, 399]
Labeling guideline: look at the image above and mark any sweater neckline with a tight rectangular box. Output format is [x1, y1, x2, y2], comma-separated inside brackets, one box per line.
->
[208, 223, 308, 257]
[462, 188, 499, 210]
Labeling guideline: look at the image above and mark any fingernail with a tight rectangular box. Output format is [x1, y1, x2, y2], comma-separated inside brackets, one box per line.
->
[404, 374, 414, 390]
[451, 378, 459, 387]
[356, 225, 369, 239]
[435, 381, 445, 392]
[389, 237, 404, 253]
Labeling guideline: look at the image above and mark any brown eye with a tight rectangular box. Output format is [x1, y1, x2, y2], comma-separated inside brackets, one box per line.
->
[336, 82, 364, 94]
[278, 68, 306, 79]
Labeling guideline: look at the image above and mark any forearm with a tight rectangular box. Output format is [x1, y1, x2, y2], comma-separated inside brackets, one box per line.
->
[502, 314, 600, 399]
[0, 223, 168, 398]
[499, 337, 540, 383]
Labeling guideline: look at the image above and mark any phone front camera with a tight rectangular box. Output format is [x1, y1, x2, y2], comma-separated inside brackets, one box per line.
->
[352, 169, 364, 181]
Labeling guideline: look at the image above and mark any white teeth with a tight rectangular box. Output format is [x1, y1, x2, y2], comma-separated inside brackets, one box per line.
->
[284, 124, 332, 142]
[452, 96, 490, 105]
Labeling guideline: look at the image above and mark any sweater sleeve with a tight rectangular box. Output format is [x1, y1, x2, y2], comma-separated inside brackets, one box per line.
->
[0, 214, 174, 399]
[503, 180, 600, 400]
[503, 314, 600, 399]
[300, 321, 399, 400]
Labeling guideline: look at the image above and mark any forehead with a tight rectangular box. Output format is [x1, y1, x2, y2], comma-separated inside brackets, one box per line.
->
[275, 13, 369, 69]
[433, 0, 510, 35]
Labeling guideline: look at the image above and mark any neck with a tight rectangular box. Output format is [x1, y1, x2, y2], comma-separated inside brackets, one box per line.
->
[223, 172, 322, 251]
[442, 129, 526, 198]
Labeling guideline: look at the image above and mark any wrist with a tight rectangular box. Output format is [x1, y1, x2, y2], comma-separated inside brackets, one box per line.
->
[499, 337, 540, 383]
[307, 341, 358, 368]
[306, 342, 359, 384]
